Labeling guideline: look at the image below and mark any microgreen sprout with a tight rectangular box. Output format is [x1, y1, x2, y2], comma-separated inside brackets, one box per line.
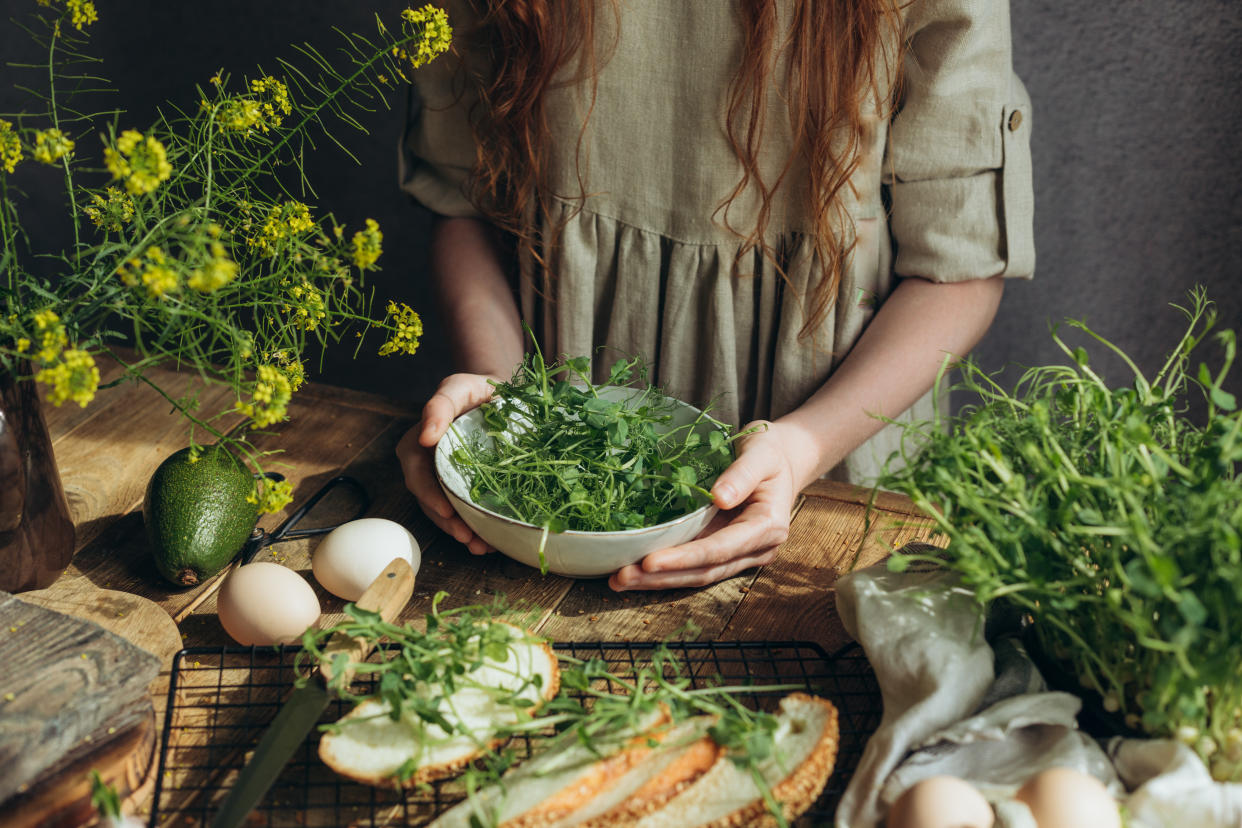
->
[449, 331, 741, 557]
[876, 288, 1242, 781]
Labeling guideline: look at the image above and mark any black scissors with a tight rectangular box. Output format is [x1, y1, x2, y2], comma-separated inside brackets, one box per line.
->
[237, 474, 370, 565]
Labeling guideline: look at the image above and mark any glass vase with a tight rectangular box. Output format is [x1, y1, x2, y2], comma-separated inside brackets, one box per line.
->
[0, 370, 75, 592]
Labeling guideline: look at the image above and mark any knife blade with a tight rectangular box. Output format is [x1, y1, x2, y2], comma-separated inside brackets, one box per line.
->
[208, 557, 416, 828]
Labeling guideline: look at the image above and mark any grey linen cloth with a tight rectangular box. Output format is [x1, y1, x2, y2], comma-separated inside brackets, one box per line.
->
[833, 563, 1242, 828]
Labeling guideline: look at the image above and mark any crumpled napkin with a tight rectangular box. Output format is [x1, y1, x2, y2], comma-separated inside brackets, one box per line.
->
[833, 563, 1242, 828]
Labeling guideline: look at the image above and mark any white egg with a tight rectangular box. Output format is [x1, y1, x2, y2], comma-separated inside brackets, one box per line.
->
[1014, 767, 1120, 828]
[312, 518, 421, 601]
[887, 775, 994, 828]
[217, 562, 321, 646]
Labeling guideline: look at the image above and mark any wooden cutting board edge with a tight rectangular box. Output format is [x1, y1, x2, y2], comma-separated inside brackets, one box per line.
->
[0, 702, 157, 828]
[15, 579, 182, 826]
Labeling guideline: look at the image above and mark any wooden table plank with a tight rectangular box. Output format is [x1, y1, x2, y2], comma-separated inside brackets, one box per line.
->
[40, 357, 130, 442]
[722, 491, 940, 654]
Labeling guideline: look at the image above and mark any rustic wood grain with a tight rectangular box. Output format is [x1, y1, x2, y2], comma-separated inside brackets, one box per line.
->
[39, 356, 128, 443]
[721, 493, 941, 654]
[19, 580, 182, 665]
[532, 494, 815, 645]
[537, 571, 758, 644]
[0, 593, 160, 805]
[801, 479, 938, 519]
[0, 710, 156, 828]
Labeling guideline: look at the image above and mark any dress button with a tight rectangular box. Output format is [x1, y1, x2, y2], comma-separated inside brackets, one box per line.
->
[1008, 110, 1024, 131]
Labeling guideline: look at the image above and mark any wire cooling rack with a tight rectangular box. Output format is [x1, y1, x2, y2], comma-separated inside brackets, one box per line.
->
[150, 640, 882, 827]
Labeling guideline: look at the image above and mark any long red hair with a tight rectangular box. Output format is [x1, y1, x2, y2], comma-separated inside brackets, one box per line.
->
[463, 0, 903, 337]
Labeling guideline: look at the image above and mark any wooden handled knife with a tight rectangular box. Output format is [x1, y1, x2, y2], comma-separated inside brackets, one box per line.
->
[208, 557, 416, 828]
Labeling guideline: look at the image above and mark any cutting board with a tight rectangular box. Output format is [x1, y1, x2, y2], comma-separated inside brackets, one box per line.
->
[1, 580, 182, 827]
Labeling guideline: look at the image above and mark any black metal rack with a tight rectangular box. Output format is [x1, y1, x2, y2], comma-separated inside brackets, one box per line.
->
[150, 640, 882, 826]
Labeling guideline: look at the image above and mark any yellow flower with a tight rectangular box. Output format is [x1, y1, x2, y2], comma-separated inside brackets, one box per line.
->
[249, 76, 292, 130]
[104, 129, 172, 195]
[187, 243, 238, 293]
[282, 278, 327, 331]
[33, 309, 68, 362]
[247, 477, 293, 515]
[15, 338, 30, 353]
[82, 187, 135, 232]
[35, 348, 99, 407]
[399, 5, 453, 69]
[235, 364, 292, 428]
[248, 201, 315, 255]
[0, 120, 22, 174]
[378, 300, 422, 356]
[215, 98, 263, 133]
[350, 218, 383, 271]
[120, 246, 180, 298]
[141, 265, 179, 298]
[32, 128, 74, 164]
[66, 0, 97, 30]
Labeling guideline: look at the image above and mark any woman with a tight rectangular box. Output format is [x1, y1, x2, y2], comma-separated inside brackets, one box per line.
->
[396, 0, 1033, 591]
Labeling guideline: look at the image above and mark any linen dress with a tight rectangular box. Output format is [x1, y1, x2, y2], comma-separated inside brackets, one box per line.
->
[400, 0, 1035, 483]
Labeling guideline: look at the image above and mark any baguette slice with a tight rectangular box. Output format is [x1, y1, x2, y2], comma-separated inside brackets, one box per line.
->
[431, 709, 721, 828]
[631, 693, 839, 828]
[318, 625, 559, 788]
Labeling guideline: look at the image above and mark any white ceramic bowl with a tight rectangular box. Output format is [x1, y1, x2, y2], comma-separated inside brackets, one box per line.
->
[434, 386, 721, 578]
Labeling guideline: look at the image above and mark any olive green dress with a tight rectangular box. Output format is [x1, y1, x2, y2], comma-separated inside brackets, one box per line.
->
[401, 0, 1034, 483]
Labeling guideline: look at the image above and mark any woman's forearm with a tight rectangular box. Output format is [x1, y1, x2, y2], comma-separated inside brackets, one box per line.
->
[430, 216, 525, 378]
[776, 275, 1006, 488]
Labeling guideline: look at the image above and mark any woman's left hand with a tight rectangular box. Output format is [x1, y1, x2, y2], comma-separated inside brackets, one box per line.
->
[608, 420, 805, 591]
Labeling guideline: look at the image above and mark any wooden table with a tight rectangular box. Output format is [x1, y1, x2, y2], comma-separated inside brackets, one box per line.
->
[26, 359, 940, 824]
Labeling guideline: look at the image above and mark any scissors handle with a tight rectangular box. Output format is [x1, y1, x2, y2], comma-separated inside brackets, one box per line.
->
[239, 474, 370, 565]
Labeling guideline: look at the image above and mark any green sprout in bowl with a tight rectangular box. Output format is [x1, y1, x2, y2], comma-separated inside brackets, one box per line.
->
[449, 338, 741, 535]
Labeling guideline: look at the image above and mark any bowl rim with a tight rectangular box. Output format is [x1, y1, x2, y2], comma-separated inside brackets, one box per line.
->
[433, 388, 722, 538]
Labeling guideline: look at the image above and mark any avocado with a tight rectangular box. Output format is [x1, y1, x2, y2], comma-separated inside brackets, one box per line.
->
[143, 444, 260, 587]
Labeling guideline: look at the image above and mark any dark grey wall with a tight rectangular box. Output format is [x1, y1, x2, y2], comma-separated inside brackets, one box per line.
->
[992, 0, 1242, 397]
[3, 1, 1239, 408]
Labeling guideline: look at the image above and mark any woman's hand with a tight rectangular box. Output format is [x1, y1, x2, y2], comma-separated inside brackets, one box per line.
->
[396, 372, 502, 556]
[609, 420, 807, 591]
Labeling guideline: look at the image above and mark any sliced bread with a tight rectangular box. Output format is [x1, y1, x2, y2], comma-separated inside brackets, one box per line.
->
[428, 707, 677, 828]
[318, 626, 559, 788]
[630, 693, 839, 828]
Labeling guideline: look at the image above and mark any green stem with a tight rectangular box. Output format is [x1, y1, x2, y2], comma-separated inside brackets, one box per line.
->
[235, 32, 420, 185]
[47, 25, 80, 255]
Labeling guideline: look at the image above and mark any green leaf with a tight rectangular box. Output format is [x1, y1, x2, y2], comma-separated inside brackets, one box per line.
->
[1210, 386, 1237, 411]
[607, 417, 629, 445]
[1177, 592, 1208, 627]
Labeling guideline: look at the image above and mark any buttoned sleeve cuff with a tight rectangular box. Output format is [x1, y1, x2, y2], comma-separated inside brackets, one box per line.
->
[888, 76, 1034, 283]
[884, 0, 1036, 283]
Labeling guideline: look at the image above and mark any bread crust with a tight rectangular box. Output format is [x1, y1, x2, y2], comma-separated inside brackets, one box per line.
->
[700, 693, 840, 828]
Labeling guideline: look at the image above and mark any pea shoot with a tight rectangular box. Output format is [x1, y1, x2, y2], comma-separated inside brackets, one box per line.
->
[877, 288, 1242, 781]
[449, 335, 740, 535]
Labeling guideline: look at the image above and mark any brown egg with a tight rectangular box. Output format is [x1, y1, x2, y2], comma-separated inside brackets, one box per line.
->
[1014, 767, 1121, 828]
[887, 775, 995, 828]
[217, 562, 321, 646]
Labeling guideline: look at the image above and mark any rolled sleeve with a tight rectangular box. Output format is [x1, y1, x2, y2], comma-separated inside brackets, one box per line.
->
[398, 27, 482, 218]
[885, 0, 1035, 282]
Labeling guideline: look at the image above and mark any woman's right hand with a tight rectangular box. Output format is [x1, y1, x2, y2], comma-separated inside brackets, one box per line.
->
[396, 372, 502, 555]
